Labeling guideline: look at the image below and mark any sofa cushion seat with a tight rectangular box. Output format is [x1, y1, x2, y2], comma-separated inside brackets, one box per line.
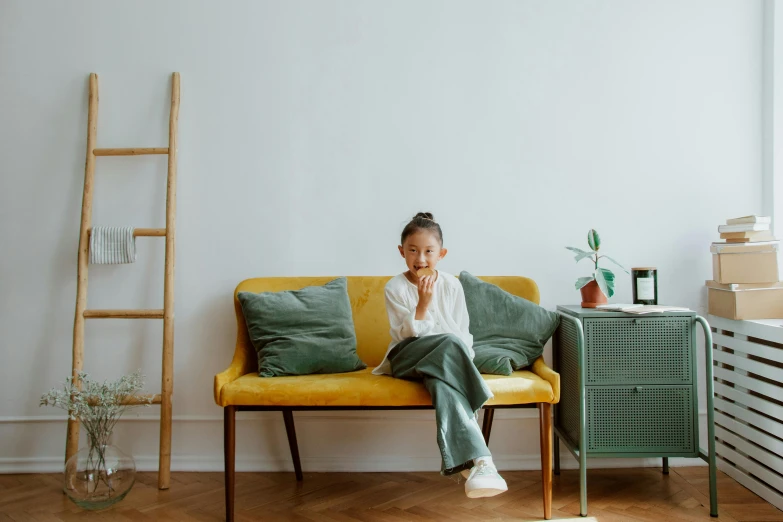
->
[219, 366, 557, 407]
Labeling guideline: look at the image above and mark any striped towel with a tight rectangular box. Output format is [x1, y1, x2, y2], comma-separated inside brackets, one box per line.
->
[89, 226, 136, 264]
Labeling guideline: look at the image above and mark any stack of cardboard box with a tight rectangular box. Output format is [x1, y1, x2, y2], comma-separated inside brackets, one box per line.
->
[707, 215, 783, 320]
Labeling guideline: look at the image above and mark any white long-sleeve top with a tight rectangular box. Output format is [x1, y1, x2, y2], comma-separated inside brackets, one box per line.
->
[372, 270, 474, 375]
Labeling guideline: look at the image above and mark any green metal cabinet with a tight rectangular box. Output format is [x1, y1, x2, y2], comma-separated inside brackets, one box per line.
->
[552, 305, 718, 517]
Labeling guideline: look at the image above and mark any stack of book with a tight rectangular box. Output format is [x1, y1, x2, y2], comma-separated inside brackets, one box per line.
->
[707, 215, 783, 319]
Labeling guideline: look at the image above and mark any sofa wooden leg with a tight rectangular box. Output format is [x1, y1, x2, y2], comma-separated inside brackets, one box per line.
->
[282, 409, 303, 481]
[539, 403, 553, 520]
[481, 407, 495, 445]
[224, 406, 236, 522]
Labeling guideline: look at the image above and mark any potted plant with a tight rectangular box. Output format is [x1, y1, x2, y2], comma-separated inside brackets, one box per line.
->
[566, 229, 628, 307]
[40, 370, 153, 510]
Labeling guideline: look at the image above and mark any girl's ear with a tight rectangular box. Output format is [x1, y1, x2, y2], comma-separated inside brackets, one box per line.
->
[398, 245, 404, 257]
[439, 248, 448, 260]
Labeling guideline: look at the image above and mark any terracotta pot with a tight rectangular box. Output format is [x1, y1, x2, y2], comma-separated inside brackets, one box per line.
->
[580, 280, 608, 308]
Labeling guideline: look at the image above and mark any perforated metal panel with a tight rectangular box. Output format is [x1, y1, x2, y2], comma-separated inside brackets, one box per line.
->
[587, 386, 695, 454]
[556, 318, 581, 446]
[584, 318, 691, 385]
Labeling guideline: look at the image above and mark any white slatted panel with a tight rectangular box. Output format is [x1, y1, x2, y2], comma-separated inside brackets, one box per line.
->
[715, 439, 783, 493]
[715, 426, 783, 477]
[714, 397, 783, 439]
[713, 348, 781, 382]
[713, 367, 783, 406]
[713, 332, 783, 364]
[718, 460, 783, 513]
[712, 320, 783, 512]
[715, 413, 783, 460]
[713, 382, 783, 420]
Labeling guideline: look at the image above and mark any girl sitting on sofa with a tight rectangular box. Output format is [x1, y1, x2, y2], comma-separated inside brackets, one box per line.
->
[372, 211, 507, 498]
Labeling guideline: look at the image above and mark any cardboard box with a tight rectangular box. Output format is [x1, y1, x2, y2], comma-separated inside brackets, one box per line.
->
[706, 280, 783, 320]
[711, 251, 779, 284]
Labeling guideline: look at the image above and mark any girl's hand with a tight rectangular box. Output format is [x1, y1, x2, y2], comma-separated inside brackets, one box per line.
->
[415, 275, 435, 320]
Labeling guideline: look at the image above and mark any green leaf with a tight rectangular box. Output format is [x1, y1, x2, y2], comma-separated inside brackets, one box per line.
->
[587, 229, 601, 251]
[601, 255, 629, 274]
[575, 276, 595, 290]
[566, 246, 595, 263]
[594, 268, 615, 298]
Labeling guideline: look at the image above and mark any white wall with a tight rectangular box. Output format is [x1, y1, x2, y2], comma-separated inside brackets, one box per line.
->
[765, 0, 783, 258]
[0, 0, 763, 473]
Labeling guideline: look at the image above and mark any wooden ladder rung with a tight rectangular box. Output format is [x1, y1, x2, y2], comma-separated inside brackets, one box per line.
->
[124, 394, 162, 406]
[88, 394, 162, 406]
[84, 309, 165, 319]
[94, 147, 169, 156]
[87, 227, 166, 237]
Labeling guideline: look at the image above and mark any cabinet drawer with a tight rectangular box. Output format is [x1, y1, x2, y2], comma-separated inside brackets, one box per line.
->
[584, 317, 692, 385]
[586, 385, 695, 454]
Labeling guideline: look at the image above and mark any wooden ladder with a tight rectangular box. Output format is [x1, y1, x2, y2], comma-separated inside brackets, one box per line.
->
[66, 72, 180, 490]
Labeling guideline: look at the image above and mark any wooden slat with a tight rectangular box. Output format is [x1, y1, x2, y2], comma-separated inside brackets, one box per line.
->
[713, 349, 781, 383]
[715, 431, 783, 490]
[158, 71, 180, 491]
[85, 394, 162, 406]
[713, 366, 783, 404]
[93, 147, 168, 156]
[713, 332, 783, 364]
[67, 72, 99, 465]
[714, 396, 783, 439]
[87, 227, 166, 237]
[715, 411, 783, 459]
[718, 458, 783, 513]
[83, 309, 164, 319]
[124, 394, 162, 405]
[714, 382, 783, 423]
[710, 315, 783, 344]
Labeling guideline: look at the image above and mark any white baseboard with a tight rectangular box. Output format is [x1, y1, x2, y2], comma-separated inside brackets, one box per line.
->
[0, 409, 538, 424]
[0, 451, 707, 474]
[0, 411, 710, 474]
[0, 408, 707, 424]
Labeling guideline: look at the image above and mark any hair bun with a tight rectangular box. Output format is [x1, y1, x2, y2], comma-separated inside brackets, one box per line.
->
[401, 212, 443, 246]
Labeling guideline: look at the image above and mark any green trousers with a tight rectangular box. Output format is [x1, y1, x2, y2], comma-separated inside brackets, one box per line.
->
[387, 333, 493, 475]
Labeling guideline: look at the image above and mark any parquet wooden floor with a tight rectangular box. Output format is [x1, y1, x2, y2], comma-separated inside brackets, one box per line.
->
[0, 467, 781, 521]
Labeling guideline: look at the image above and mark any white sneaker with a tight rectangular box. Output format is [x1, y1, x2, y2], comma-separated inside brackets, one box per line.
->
[464, 460, 508, 498]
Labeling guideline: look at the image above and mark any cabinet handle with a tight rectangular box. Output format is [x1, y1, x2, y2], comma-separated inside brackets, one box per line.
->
[633, 318, 640, 325]
[635, 386, 643, 392]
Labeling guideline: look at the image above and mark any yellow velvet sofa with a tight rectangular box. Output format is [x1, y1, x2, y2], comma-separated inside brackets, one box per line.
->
[215, 276, 561, 521]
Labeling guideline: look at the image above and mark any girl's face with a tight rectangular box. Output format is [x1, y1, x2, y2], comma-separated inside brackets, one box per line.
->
[398, 230, 448, 280]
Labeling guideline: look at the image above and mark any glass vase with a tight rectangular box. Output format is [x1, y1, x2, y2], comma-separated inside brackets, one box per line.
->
[64, 443, 136, 510]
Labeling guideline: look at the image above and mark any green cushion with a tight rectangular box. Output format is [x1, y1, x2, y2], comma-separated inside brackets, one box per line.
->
[459, 271, 560, 375]
[237, 277, 366, 377]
